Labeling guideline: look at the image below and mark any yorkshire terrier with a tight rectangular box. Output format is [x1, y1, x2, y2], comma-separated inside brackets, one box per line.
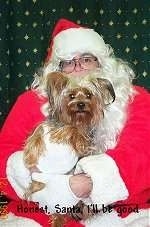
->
[23, 71, 115, 226]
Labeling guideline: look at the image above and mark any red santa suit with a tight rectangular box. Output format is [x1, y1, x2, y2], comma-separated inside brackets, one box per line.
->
[0, 18, 150, 227]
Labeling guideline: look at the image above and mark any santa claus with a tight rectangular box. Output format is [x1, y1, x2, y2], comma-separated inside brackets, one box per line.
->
[0, 18, 150, 227]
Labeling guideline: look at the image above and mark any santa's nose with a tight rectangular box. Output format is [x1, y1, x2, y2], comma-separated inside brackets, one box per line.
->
[74, 61, 83, 72]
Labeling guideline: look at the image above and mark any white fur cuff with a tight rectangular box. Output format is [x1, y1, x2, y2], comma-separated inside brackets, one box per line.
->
[75, 154, 129, 206]
[6, 151, 32, 198]
[0, 212, 41, 227]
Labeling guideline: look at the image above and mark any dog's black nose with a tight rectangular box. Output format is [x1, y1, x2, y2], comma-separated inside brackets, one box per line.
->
[77, 102, 85, 110]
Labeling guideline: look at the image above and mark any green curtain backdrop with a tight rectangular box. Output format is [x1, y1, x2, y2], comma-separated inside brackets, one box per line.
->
[0, 0, 149, 127]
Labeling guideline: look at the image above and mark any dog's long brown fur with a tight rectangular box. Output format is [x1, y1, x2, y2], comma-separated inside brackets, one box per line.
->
[23, 125, 46, 198]
[23, 72, 115, 227]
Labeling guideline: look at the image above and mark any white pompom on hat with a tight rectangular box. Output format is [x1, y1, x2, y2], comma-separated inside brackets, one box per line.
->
[45, 18, 111, 64]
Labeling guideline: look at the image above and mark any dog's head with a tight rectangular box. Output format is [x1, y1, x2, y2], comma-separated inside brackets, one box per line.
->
[46, 72, 115, 129]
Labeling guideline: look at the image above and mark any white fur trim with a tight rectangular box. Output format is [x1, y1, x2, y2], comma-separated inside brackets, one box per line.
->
[31, 173, 81, 213]
[75, 154, 129, 206]
[6, 151, 32, 198]
[124, 209, 150, 227]
[81, 209, 150, 227]
[81, 210, 125, 227]
[0, 212, 41, 227]
[51, 28, 110, 62]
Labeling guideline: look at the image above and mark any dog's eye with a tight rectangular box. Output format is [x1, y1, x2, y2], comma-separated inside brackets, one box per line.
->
[86, 93, 92, 99]
[69, 94, 75, 99]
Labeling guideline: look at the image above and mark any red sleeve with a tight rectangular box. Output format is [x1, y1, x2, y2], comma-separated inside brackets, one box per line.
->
[107, 86, 150, 197]
[0, 90, 46, 200]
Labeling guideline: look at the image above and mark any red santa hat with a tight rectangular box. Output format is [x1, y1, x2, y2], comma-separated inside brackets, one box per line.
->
[45, 18, 110, 64]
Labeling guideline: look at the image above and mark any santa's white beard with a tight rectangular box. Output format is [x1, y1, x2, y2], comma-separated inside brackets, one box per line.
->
[93, 58, 136, 152]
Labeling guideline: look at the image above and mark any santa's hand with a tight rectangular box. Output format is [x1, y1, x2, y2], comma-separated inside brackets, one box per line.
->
[31, 172, 82, 214]
[75, 154, 129, 206]
[69, 174, 93, 198]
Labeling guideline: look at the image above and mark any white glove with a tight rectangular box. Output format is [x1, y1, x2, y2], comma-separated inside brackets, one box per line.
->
[31, 172, 81, 214]
[6, 151, 32, 198]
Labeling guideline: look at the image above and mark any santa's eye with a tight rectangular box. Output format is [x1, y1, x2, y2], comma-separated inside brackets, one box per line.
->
[69, 94, 75, 99]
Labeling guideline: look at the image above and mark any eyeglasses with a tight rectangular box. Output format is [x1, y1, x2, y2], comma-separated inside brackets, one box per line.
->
[59, 55, 99, 73]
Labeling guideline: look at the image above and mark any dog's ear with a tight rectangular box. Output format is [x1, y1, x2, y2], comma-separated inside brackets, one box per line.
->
[46, 72, 68, 106]
[95, 78, 116, 105]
